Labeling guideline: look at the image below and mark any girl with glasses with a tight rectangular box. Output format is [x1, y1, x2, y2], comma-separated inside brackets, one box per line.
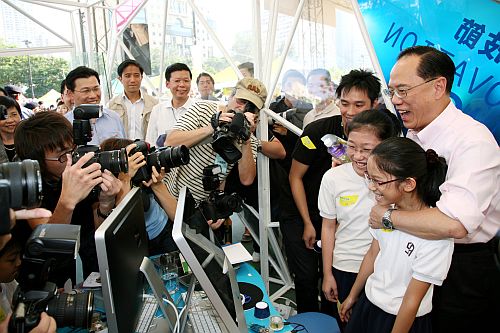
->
[340, 137, 452, 333]
[319, 109, 401, 328]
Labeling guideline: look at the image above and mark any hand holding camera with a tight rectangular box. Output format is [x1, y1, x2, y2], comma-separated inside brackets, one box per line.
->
[98, 169, 122, 211]
[127, 140, 189, 185]
[60, 151, 103, 210]
[211, 110, 252, 164]
[125, 143, 147, 179]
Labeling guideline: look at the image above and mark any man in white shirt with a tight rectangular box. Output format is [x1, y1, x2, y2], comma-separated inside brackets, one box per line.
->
[370, 45, 500, 333]
[107, 60, 158, 140]
[145, 63, 196, 147]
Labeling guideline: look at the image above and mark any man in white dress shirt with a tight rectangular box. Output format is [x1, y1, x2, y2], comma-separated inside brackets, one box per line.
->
[146, 63, 196, 147]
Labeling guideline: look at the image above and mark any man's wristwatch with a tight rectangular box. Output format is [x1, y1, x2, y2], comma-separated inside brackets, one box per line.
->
[381, 208, 395, 230]
[256, 139, 263, 153]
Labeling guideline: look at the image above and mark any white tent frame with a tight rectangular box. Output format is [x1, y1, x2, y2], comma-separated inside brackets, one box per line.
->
[0, 0, 380, 302]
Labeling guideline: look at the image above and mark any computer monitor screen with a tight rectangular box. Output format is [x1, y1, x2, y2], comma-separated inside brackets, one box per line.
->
[172, 186, 247, 332]
[95, 188, 149, 333]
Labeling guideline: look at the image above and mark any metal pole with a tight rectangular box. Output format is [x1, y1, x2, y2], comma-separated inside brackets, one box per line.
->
[23, 40, 35, 98]
[159, 0, 170, 95]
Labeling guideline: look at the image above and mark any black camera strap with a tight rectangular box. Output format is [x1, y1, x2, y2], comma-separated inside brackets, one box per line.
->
[210, 111, 222, 131]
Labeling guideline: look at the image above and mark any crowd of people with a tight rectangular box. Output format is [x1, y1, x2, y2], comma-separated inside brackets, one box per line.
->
[1, 45, 499, 333]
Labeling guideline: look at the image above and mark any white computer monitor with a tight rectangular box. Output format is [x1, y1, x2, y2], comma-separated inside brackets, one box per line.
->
[95, 188, 149, 333]
[172, 186, 247, 333]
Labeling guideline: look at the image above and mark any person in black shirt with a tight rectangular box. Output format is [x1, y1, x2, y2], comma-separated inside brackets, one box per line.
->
[14, 112, 122, 286]
[282, 69, 382, 314]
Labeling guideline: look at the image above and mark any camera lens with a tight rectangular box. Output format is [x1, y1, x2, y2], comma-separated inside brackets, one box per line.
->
[47, 291, 94, 328]
[218, 193, 241, 212]
[0, 160, 42, 209]
[157, 145, 190, 168]
[98, 148, 129, 174]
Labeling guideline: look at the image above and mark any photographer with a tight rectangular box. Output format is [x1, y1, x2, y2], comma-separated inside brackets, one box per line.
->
[14, 112, 122, 286]
[100, 138, 178, 255]
[165, 78, 271, 202]
[64, 66, 125, 145]
[0, 242, 56, 333]
[0, 215, 55, 333]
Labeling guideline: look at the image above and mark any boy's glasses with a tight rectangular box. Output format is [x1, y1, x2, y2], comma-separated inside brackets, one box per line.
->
[45, 146, 76, 163]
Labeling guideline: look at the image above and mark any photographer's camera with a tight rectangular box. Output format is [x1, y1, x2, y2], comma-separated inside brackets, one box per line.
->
[0, 160, 43, 235]
[128, 140, 190, 184]
[71, 104, 128, 175]
[9, 224, 94, 332]
[211, 111, 251, 164]
[198, 165, 242, 222]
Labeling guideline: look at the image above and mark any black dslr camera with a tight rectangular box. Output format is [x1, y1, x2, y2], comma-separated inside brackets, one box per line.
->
[71, 104, 128, 175]
[128, 140, 190, 184]
[9, 224, 94, 333]
[198, 164, 242, 222]
[0, 160, 43, 234]
[211, 110, 251, 164]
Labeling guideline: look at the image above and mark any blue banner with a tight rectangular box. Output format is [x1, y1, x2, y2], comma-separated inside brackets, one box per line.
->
[357, 0, 499, 143]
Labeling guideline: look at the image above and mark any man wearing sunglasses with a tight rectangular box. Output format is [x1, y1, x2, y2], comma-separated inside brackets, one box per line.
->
[370, 45, 500, 333]
[14, 112, 122, 287]
[64, 66, 125, 145]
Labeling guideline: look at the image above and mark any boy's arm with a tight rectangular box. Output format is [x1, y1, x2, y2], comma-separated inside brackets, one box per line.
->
[289, 160, 314, 248]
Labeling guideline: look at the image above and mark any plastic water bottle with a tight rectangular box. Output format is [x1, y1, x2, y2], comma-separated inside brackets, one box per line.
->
[160, 253, 179, 295]
[321, 134, 350, 164]
[162, 270, 179, 295]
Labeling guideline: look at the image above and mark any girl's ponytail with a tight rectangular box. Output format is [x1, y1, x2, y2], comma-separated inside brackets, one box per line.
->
[421, 149, 448, 206]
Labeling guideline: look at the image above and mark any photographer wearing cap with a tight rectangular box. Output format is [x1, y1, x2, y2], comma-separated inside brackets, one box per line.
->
[165, 77, 283, 204]
[14, 112, 122, 286]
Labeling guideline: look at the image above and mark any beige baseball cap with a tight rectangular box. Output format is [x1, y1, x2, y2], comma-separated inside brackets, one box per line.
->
[233, 77, 267, 109]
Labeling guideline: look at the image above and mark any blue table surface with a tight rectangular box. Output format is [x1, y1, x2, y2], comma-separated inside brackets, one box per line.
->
[59, 260, 293, 332]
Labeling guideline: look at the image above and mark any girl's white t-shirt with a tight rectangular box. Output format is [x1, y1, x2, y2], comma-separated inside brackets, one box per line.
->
[318, 163, 374, 273]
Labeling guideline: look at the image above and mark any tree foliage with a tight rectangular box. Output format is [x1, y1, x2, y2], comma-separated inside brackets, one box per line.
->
[0, 55, 69, 98]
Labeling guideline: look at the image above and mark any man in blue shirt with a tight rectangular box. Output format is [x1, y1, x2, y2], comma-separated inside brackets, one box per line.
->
[64, 66, 125, 145]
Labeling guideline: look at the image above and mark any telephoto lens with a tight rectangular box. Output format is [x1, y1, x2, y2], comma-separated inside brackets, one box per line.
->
[149, 145, 190, 169]
[97, 148, 129, 174]
[47, 291, 94, 328]
[0, 159, 43, 210]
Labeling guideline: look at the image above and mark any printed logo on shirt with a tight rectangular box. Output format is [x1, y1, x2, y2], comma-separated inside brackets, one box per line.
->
[301, 136, 316, 149]
[338, 195, 359, 206]
[405, 242, 415, 256]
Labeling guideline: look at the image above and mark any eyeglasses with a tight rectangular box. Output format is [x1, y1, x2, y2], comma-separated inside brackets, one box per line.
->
[383, 78, 438, 99]
[73, 86, 101, 95]
[45, 146, 76, 163]
[346, 144, 373, 157]
[364, 172, 403, 187]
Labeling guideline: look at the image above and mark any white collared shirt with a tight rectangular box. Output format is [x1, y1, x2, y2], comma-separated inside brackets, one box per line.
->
[407, 101, 500, 243]
[145, 97, 196, 146]
[122, 93, 145, 140]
